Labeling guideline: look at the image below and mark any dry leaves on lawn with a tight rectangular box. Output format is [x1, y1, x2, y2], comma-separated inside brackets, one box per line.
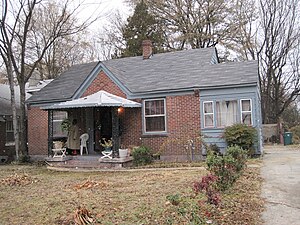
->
[0, 173, 39, 186]
[72, 179, 108, 190]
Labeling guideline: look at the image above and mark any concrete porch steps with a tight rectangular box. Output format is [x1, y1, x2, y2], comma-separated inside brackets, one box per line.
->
[46, 156, 133, 170]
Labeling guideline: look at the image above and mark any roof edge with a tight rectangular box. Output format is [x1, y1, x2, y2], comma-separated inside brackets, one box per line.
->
[127, 82, 258, 99]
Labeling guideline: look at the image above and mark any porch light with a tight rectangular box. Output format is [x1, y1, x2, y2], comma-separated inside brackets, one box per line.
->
[118, 107, 123, 113]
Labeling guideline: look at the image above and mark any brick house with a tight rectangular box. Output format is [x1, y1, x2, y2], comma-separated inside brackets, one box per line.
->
[0, 80, 52, 162]
[27, 42, 262, 161]
[0, 84, 20, 162]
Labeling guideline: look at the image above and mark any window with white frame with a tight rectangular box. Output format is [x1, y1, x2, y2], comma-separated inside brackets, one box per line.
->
[203, 101, 214, 128]
[203, 98, 253, 128]
[53, 111, 68, 137]
[144, 99, 166, 133]
[241, 99, 252, 125]
[216, 100, 238, 127]
[6, 120, 14, 143]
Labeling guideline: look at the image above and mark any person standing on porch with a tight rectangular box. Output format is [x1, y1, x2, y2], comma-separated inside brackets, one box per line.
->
[67, 119, 80, 155]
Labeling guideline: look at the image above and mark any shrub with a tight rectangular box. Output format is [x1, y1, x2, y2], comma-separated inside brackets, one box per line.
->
[290, 125, 300, 144]
[226, 145, 247, 172]
[207, 144, 222, 156]
[224, 123, 257, 152]
[193, 174, 221, 206]
[131, 146, 153, 166]
[206, 145, 246, 192]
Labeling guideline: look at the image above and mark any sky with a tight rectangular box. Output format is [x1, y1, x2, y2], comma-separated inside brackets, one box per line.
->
[77, 0, 132, 30]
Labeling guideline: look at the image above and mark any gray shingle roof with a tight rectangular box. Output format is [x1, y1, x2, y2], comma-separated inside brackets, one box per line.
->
[27, 62, 99, 103]
[27, 47, 258, 104]
[104, 54, 257, 93]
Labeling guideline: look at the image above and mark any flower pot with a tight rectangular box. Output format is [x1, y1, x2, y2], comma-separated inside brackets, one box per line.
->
[119, 149, 128, 159]
[104, 147, 112, 151]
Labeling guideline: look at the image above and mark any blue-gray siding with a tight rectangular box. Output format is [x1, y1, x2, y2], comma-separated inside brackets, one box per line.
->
[200, 85, 262, 154]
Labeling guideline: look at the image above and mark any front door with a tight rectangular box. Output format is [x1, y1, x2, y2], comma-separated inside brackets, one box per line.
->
[94, 107, 112, 152]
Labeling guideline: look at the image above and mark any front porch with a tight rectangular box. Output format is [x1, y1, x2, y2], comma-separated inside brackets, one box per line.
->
[43, 90, 142, 159]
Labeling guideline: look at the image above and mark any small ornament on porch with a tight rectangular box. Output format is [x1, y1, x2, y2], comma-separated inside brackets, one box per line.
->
[100, 138, 113, 159]
[100, 138, 113, 151]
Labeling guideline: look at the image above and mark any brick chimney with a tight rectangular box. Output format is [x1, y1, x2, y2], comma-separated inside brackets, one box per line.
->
[142, 40, 153, 59]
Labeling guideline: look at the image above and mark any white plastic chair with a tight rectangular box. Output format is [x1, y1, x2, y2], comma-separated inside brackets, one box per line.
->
[80, 133, 89, 155]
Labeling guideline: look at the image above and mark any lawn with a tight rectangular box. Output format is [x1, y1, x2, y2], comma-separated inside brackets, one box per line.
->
[0, 163, 263, 224]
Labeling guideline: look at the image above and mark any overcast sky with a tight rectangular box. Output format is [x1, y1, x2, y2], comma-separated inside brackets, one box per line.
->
[77, 0, 131, 30]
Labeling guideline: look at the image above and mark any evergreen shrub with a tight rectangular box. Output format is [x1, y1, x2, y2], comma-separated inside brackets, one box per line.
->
[132, 146, 153, 166]
[224, 123, 257, 153]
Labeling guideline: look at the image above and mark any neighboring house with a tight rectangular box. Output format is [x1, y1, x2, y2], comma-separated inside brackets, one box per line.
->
[26, 41, 262, 161]
[0, 84, 20, 161]
[0, 80, 52, 162]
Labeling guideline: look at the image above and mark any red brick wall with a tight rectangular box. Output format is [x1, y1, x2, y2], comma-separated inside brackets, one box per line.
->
[28, 107, 48, 155]
[120, 107, 143, 147]
[82, 71, 126, 98]
[120, 94, 201, 159]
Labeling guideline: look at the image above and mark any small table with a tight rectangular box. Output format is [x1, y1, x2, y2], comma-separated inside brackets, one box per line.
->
[101, 150, 112, 159]
[52, 148, 67, 158]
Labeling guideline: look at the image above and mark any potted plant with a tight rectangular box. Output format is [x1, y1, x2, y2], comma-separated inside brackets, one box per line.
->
[61, 118, 71, 133]
[119, 144, 128, 159]
[100, 138, 113, 151]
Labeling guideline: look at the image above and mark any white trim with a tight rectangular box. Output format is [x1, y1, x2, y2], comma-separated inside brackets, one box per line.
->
[240, 99, 253, 125]
[143, 98, 167, 134]
[203, 101, 214, 128]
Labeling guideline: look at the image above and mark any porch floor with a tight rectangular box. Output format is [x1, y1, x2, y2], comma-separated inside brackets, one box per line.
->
[45, 155, 133, 170]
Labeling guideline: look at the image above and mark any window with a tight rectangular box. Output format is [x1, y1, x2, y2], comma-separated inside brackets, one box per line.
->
[144, 99, 166, 133]
[53, 111, 68, 137]
[203, 98, 253, 128]
[216, 100, 238, 127]
[203, 101, 214, 128]
[6, 120, 14, 143]
[241, 99, 252, 125]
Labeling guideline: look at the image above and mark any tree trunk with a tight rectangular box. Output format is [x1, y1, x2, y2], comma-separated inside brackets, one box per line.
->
[19, 81, 28, 156]
[6, 63, 21, 160]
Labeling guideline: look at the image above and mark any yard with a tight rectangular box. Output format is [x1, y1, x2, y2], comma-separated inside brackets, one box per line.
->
[0, 162, 263, 224]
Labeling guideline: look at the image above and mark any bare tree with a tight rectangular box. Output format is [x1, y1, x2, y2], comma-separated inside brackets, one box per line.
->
[0, 0, 98, 160]
[32, 1, 99, 79]
[127, 0, 240, 50]
[258, 0, 300, 124]
[226, 0, 259, 61]
[96, 11, 126, 60]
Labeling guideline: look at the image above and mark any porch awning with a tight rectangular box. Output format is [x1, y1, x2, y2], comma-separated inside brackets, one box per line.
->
[42, 90, 141, 109]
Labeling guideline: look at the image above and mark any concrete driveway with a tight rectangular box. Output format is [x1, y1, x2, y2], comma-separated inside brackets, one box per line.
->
[261, 145, 300, 225]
